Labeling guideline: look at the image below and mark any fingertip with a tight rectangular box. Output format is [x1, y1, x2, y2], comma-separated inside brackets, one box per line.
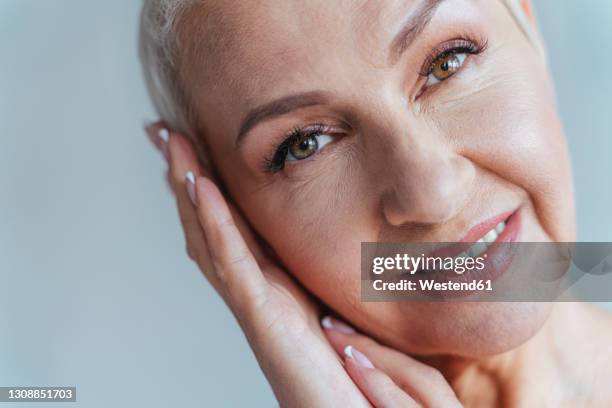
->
[321, 315, 356, 334]
[145, 122, 170, 159]
[144, 119, 164, 136]
[185, 171, 197, 206]
[344, 345, 375, 369]
[158, 127, 170, 143]
[321, 316, 333, 330]
[167, 133, 199, 182]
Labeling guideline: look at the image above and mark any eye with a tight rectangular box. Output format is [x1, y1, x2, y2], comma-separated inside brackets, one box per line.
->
[425, 51, 468, 87]
[419, 37, 488, 94]
[264, 125, 336, 173]
[287, 132, 333, 161]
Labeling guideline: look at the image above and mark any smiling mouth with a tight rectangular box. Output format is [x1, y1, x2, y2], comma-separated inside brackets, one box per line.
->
[408, 208, 521, 278]
[402, 209, 523, 303]
[416, 209, 518, 261]
[456, 219, 507, 258]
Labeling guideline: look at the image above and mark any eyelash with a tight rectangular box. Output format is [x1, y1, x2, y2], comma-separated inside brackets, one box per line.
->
[263, 36, 488, 174]
[419, 36, 487, 79]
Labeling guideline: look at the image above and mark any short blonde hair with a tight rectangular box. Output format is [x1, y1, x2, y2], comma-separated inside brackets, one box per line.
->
[139, 0, 196, 138]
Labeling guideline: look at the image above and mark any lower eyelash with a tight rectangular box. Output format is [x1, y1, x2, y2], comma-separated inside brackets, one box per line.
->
[263, 138, 291, 173]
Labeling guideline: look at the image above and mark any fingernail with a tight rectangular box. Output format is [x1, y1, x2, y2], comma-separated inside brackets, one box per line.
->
[185, 171, 197, 206]
[344, 345, 374, 369]
[157, 128, 170, 159]
[321, 316, 356, 334]
[146, 123, 170, 160]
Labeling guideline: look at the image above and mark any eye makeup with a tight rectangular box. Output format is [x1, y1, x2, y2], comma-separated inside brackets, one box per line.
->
[419, 36, 488, 78]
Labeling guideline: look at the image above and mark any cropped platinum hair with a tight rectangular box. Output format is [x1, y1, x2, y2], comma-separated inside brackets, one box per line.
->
[139, 0, 196, 139]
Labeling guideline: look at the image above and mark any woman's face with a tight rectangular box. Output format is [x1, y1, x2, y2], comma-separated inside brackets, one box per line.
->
[178, 0, 575, 356]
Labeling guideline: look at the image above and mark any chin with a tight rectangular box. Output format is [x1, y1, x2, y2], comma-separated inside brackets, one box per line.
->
[382, 302, 554, 357]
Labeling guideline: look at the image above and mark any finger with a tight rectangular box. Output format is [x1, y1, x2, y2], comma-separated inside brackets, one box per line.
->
[344, 345, 419, 408]
[166, 131, 223, 291]
[160, 128, 267, 264]
[323, 316, 461, 407]
[144, 121, 174, 193]
[191, 174, 269, 314]
[145, 120, 171, 161]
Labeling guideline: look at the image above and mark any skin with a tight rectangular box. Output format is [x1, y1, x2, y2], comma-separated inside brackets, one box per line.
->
[146, 0, 612, 405]
[179, 0, 574, 355]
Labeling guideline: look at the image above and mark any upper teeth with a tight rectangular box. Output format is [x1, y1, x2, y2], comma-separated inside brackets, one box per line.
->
[457, 221, 506, 258]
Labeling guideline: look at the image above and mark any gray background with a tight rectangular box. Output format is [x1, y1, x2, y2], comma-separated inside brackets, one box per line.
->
[1, 1, 610, 407]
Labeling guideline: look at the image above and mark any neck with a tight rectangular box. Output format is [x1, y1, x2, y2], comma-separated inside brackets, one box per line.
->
[425, 303, 603, 406]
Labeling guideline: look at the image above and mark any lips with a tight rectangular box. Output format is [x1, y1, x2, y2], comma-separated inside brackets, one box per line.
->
[459, 210, 515, 244]
[450, 220, 506, 259]
[412, 207, 522, 281]
[395, 208, 523, 300]
[417, 210, 517, 262]
[456, 210, 514, 258]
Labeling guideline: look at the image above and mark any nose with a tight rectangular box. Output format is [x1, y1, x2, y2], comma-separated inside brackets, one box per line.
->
[381, 138, 475, 226]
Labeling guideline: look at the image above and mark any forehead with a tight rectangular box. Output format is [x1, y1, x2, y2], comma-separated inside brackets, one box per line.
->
[179, 0, 409, 104]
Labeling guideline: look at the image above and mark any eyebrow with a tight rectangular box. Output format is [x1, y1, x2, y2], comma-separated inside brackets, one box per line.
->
[235, 0, 446, 147]
[235, 91, 330, 146]
[389, 0, 447, 64]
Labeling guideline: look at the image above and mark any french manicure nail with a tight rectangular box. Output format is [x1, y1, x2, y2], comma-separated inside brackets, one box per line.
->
[146, 123, 170, 160]
[321, 316, 356, 334]
[157, 128, 170, 159]
[158, 127, 169, 143]
[344, 345, 374, 369]
[185, 171, 197, 206]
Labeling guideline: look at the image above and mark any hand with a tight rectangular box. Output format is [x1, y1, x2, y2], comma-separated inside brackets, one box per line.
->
[146, 123, 463, 407]
[322, 316, 463, 407]
[146, 123, 370, 407]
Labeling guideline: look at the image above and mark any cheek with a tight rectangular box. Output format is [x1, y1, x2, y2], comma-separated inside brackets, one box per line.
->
[232, 154, 382, 315]
[433, 63, 575, 241]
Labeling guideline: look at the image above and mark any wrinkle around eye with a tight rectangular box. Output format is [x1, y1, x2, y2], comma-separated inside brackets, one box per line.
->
[415, 57, 494, 112]
[263, 135, 358, 190]
[420, 69, 520, 115]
